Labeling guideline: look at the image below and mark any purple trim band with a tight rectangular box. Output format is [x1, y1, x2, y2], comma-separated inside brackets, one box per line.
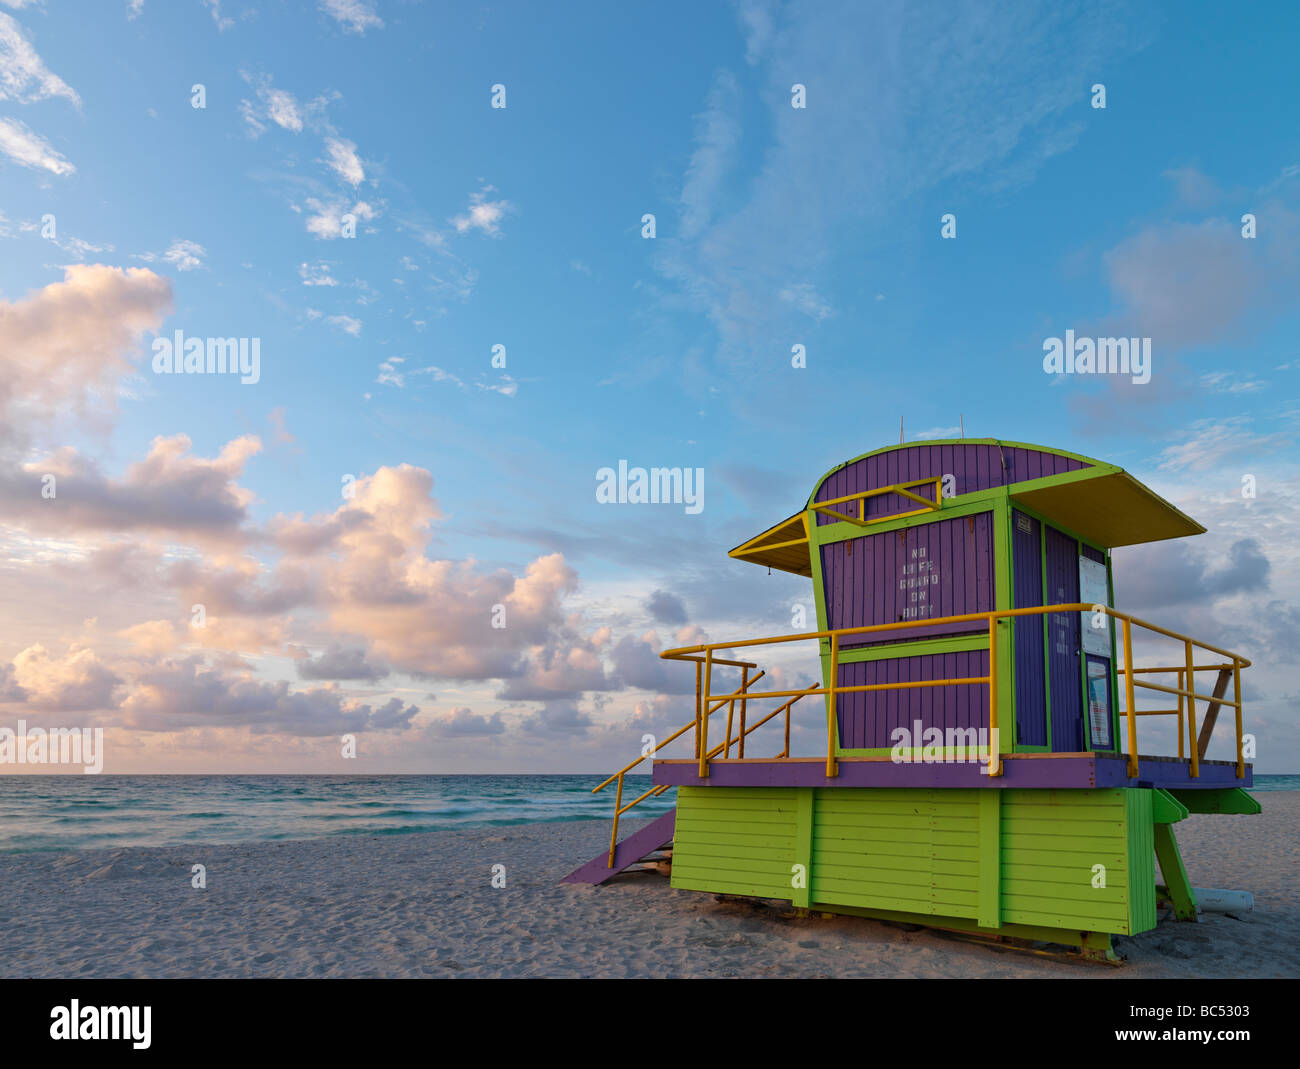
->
[651, 756, 1251, 791]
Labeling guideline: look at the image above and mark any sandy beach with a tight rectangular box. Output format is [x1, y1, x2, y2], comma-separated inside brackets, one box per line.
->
[1, 791, 1296, 979]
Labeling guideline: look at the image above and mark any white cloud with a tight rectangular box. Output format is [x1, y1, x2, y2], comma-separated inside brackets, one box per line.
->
[394, 214, 446, 250]
[10, 644, 120, 711]
[428, 265, 477, 301]
[265, 89, 302, 132]
[162, 239, 205, 272]
[452, 187, 512, 237]
[137, 239, 205, 271]
[778, 282, 832, 322]
[1200, 371, 1264, 394]
[0, 264, 172, 446]
[299, 261, 338, 287]
[302, 197, 376, 239]
[61, 234, 113, 257]
[477, 376, 517, 397]
[126, 0, 145, 20]
[417, 366, 466, 389]
[1156, 418, 1294, 473]
[320, 0, 383, 34]
[911, 425, 962, 441]
[0, 116, 74, 175]
[733, 0, 777, 65]
[1, 434, 262, 543]
[323, 136, 365, 186]
[326, 314, 361, 336]
[679, 71, 740, 240]
[202, 0, 233, 32]
[13, 218, 112, 259]
[239, 72, 304, 136]
[0, 11, 80, 106]
[656, 2, 1155, 370]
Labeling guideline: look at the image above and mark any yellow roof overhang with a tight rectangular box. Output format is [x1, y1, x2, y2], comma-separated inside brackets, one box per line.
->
[1011, 470, 1205, 548]
[729, 511, 812, 576]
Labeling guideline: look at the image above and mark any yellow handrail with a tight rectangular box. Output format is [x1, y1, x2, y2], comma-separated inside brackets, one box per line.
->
[591, 673, 765, 794]
[827, 632, 838, 777]
[989, 616, 999, 773]
[1116, 660, 1246, 774]
[662, 604, 1253, 665]
[593, 603, 1251, 869]
[1186, 641, 1198, 778]
[593, 668, 813, 867]
[659, 603, 1251, 784]
[1123, 619, 1138, 776]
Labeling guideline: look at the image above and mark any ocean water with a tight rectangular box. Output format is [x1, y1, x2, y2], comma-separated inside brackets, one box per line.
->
[0, 773, 1294, 855]
[0, 774, 675, 854]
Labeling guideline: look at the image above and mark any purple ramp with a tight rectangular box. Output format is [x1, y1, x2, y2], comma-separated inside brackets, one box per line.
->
[561, 809, 676, 885]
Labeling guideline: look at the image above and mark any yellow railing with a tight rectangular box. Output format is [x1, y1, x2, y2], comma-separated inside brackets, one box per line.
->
[811, 477, 942, 527]
[590, 662, 817, 867]
[659, 604, 1251, 782]
[1117, 658, 1245, 779]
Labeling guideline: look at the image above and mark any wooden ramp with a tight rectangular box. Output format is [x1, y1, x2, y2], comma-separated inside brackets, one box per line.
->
[561, 809, 675, 885]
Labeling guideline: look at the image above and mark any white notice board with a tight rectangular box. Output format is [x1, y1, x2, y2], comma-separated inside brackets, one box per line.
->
[1079, 556, 1113, 658]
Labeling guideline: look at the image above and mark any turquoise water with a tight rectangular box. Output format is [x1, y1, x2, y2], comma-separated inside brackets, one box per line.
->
[0, 773, 1293, 854]
[0, 774, 674, 854]
[1250, 774, 1300, 791]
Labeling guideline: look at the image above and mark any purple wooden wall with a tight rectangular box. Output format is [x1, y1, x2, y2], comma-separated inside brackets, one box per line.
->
[1011, 510, 1048, 748]
[812, 443, 1088, 526]
[1044, 524, 1084, 752]
[836, 651, 989, 750]
[821, 512, 993, 648]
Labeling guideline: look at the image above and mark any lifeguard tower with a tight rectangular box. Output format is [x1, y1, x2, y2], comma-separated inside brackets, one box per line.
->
[564, 439, 1257, 960]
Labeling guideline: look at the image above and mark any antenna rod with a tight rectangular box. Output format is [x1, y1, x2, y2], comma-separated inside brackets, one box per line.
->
[959, 414, 964, 439]
[899, 416, 904, 444]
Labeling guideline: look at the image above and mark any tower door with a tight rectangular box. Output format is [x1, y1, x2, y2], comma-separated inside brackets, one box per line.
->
[1011, 511, 1047, 748]
[1044, 525, 1084, 752]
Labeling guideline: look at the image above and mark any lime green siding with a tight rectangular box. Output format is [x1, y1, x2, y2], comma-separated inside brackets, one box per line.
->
[811, 789, 980, 917]
[671, 786, 1159, 939]
[999, 789, 1149, 934]
[670, 787, 800, 900]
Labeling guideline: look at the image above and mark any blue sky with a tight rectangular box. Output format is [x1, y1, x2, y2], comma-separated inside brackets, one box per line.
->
[0, 0, 1296, 773]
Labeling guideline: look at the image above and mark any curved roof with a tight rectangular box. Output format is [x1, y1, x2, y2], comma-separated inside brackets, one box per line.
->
[729, 438, 1204, 575]
[806, 438, 1097, 508]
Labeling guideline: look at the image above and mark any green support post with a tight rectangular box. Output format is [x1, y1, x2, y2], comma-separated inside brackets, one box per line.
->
[976, 790, 1001, 928]
[1153, 822, 1198, 921]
